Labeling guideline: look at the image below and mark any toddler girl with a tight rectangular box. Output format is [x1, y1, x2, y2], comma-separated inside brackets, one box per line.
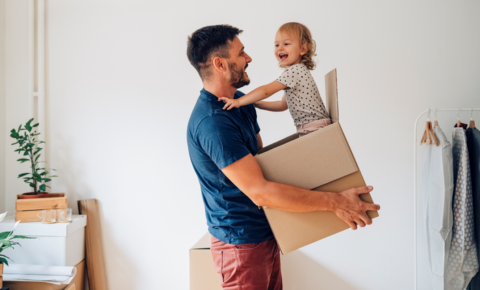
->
[219, 22, 331, 136]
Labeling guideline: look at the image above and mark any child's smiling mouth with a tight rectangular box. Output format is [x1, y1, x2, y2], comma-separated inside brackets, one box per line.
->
[279, 53, 288, 61]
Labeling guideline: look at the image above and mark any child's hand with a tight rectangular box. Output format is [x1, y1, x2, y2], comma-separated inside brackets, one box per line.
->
[218, 97, 241, 110]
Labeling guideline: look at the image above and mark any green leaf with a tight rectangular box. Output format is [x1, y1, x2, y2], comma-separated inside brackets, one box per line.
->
[0, 257, 10, 266]
[0, 254, 12, 260]
[39, 141, 45, 144]
[32, 123, 39, 127]
[35, 154, 41, 162]
[29, 183, 35, 188]
[27, 143, 35, 147]
[25, 119, 34, 131]
[42, 178, 52, 182]
[0, 232, 10, 239]
[50, 175, 58, 177]
[39, 184, 46, 192]
[18, 173, 30, 178]
[34, 147, 43, 155]
[17, 158, 29, 163]
[11, 142, 18, 145]
[0, 240, 12, 248]
[23, 150, 29, 156]
[40, 171, 48, 176]
[11, 235, 36, 240]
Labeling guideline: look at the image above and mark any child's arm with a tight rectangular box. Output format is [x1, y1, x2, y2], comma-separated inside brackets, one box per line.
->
[219, 81, 287, 110]
[255, 95, 288, 112]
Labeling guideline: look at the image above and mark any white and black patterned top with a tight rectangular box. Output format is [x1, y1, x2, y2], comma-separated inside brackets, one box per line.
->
[445, 128, 479, 290]
[275, 63, 329, 126]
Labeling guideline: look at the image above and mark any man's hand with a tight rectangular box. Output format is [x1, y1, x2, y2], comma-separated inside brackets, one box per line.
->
[218, 97, 241, 110]
[331, 186, 380, 230]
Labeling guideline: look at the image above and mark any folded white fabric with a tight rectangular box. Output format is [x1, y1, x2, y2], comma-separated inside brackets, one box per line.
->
[4, 264, 77, 285]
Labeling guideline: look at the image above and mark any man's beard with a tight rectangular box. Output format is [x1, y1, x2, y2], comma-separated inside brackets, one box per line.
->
[228, 62, 250, 89]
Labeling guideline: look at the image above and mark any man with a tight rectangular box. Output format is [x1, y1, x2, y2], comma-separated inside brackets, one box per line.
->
[186, 25, 380, 290]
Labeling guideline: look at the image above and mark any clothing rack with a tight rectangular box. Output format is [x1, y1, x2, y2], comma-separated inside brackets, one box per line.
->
[414, 108, 480, 290]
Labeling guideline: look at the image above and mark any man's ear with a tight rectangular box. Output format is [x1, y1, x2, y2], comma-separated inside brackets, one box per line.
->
[212, 56, 228, 74]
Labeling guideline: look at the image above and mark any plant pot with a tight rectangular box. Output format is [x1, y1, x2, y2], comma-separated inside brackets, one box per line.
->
[20, 192, 50, 199]
[0, 262, 3, 288]
[15, 193, 67, 223]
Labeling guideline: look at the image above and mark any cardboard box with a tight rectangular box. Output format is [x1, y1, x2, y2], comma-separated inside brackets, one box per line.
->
[190, 233, 222, 290]
[3, 259, 85, 290]
[254, 69, 378, 254]
[0, 215, 86, 266]
[15, 193, 68, 223]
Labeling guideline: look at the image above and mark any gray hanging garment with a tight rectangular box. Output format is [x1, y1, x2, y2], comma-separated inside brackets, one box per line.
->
[466, 127, 480, 290]
[446, 127, 479, 290]
[422, 125, 455, 289]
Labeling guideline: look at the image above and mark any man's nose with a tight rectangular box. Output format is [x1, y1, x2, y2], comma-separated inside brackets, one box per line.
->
[245, 52, 252, 63]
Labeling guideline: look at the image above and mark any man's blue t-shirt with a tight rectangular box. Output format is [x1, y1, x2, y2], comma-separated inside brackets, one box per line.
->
[187, 88, 274, 245]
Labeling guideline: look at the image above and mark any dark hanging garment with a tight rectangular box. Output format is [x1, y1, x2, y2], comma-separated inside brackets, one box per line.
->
[467, 127, 480, 290]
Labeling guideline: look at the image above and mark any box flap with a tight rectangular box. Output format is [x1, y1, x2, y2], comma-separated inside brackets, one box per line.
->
[325, 69, 339, 123]
[0, 215, 86, 237]
[191, 232, 211, 250]
[255, 123, 358, 190]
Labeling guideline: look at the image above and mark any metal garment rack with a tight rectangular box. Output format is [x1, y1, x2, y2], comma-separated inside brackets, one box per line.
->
[414, 108, 480, 290]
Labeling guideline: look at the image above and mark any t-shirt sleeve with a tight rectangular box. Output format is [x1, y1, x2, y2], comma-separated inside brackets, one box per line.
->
[275, 66, 297, 90]
[196, 115, 251, 170]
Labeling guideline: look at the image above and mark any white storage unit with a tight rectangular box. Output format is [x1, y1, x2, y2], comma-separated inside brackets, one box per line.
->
[0, 214, 87, 266]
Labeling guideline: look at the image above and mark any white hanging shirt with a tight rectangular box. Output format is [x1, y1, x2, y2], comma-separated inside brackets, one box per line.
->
[422, 125, 454, 289]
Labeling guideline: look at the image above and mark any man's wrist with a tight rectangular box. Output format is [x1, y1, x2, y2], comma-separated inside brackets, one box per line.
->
[325, 191, 338, 212]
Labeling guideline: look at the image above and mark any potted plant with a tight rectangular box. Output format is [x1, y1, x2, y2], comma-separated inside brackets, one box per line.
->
[10, 118, 57, 199]
[0, 212, 36, 277]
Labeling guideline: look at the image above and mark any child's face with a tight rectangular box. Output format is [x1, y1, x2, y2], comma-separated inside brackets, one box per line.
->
[274, 31, 306, 67]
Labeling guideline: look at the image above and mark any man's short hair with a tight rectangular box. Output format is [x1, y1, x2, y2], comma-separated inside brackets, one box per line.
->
[187, 25, 243, 81]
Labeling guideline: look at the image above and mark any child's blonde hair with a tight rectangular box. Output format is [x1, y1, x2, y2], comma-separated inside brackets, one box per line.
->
[277, 22, 317, 70]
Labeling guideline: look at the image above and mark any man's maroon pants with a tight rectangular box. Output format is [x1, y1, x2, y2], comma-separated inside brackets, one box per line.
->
[210, 235, 283, 290]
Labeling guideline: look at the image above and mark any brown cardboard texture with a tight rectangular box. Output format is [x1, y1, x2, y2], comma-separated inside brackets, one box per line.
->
[254, 69, 378, 254]
[190, 233, 222, 290]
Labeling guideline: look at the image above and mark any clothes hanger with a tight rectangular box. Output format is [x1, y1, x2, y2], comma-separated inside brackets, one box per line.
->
[469, 108, 476, 129]
[456, 109, 462, 127]
[420, 110, 429, 144]
[421, 109, 438, 145]
[427, 110, 438, 146]
[433, 108, 439, 128]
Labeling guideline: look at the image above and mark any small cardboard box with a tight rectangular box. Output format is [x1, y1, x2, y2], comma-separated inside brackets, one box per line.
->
[190, 233, 222, 290]
[254, 69, 378, 254]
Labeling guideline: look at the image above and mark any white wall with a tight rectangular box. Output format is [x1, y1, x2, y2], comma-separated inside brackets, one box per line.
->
[4, 0, 29, 214]
[0, 0, 5, 213]
[3, 0, 480, 289]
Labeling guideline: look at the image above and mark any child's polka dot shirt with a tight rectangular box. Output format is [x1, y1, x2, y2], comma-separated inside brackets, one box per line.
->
[275, 63, 329, 126]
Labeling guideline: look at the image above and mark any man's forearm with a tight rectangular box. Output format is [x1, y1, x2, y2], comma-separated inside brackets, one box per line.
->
[253, 181, 336, 212]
